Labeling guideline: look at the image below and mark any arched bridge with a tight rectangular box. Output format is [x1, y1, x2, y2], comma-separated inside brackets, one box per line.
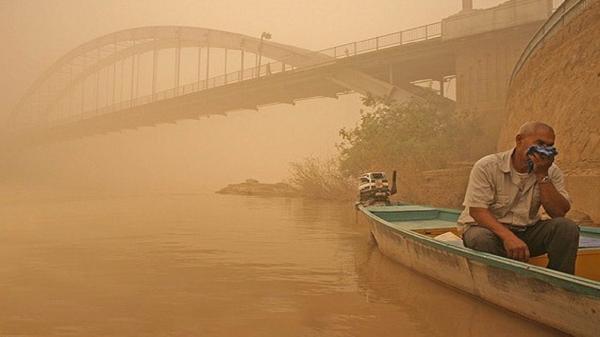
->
[8, 26, 326, 127]
[8, 26, 424, 137]
[4, 0, 557, 148]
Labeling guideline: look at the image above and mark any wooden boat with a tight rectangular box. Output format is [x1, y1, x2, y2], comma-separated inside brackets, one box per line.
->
[357, 204, 600, 337]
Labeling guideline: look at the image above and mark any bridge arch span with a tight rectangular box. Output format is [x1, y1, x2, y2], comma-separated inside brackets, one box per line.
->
[11, 26, 327, 128]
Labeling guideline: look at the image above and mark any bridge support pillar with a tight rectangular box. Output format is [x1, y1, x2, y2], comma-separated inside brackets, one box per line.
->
[119, 59, 125, 104]
[175, 41, 181, 92]
[205, 46, 210, 88]
[80, 58, 86, 116]
[454, 30, 533, 158]
[197, 46, 202, 88]
[240, 49, 245, 81]
[135, 53, 140, 98]
[130, 52, 135, 106]
[152, 43, 158, 101]
[95, 49, 100, 112]
[112, 44, 117, 106]
[224, 48, 228, 84]
[462, 0, 473, 11]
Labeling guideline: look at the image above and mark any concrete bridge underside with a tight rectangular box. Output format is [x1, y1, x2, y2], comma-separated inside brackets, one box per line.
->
[10, 66, 437, 146]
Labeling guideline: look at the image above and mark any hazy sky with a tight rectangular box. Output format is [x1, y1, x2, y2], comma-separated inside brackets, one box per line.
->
[0, 0, 507, 191]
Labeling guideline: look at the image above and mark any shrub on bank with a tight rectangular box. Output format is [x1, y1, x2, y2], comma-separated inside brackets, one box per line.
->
[289, 94, 478, 200]
[288, 156, 355, 200]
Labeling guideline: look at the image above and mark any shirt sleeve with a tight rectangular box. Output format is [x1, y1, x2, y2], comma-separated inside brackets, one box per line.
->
[549, 165, 571, 203]
[463, 160, 495, 208]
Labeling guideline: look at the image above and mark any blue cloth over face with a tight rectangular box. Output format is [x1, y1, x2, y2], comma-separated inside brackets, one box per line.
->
[527, 145, 558, 172]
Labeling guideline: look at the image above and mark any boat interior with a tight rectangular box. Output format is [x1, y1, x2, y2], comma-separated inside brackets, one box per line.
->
[368, 205, 600, 282]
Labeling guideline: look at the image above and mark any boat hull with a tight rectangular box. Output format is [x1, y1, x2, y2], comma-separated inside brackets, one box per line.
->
[357, 206, 600, 337]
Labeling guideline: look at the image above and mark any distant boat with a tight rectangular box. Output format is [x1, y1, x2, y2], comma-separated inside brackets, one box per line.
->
[356, 204, 600, 337]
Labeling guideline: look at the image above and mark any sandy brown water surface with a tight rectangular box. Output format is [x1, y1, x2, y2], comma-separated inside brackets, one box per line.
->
[0, 190, 566, 336]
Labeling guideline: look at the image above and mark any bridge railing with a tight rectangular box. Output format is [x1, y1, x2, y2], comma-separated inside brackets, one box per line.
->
[30, 22, 442, 130]
[316, 22, 441, 59]
[511, 0, 597, 82]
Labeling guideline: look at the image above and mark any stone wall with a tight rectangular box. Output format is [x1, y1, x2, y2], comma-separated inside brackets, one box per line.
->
[392, 166, 471, 209]
[499, 1, 600, 222]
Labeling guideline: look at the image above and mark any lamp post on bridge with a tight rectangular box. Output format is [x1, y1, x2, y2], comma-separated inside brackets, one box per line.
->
[256, 31, 271, 78]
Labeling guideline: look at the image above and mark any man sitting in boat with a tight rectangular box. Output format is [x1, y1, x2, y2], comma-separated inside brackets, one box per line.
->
[458, 121, 579, 274]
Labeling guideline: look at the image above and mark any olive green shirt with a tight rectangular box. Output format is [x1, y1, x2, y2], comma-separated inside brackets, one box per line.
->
[458, 149, 570, 227]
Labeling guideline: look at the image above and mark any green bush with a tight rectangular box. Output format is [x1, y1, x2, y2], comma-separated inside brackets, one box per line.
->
[289, 94, 477, 200]
[338, 94, 469, 176]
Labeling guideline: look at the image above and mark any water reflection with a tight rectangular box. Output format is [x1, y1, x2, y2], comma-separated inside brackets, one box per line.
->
[0, 191, 566, 336]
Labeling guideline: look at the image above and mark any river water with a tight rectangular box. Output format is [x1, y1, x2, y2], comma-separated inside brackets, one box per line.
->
[0, 190, 566, 336]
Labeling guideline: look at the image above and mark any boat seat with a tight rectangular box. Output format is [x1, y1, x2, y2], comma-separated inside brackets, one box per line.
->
[579, 236, 600, 248]
[528, 235, 600, 281]
[529, 247, 600, 281]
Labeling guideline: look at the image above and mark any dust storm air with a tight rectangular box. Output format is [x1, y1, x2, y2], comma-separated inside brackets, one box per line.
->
[1, 0, 599, 336]
[0, 0, 473, 192]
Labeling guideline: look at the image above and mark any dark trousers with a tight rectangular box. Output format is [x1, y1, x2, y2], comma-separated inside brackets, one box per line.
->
[462, 217, 579, 274]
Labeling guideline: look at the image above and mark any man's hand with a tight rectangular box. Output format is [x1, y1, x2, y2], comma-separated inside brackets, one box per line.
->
[528, 152, 571, 217]
[502, 234, 530, 262]
[529, 152, 553, 177]
[470, 207, 531, 262]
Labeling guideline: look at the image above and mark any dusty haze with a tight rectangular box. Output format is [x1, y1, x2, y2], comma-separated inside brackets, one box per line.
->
[0, 0, 505, 191]
[0, 2, 587, 336]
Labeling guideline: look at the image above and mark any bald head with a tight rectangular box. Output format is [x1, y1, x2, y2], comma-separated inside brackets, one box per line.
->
[514, 121, 556, 154]
[517, 121, 554, 137]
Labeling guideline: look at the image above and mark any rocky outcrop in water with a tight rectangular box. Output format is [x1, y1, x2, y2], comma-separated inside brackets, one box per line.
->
[217, 179, 299, 197]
